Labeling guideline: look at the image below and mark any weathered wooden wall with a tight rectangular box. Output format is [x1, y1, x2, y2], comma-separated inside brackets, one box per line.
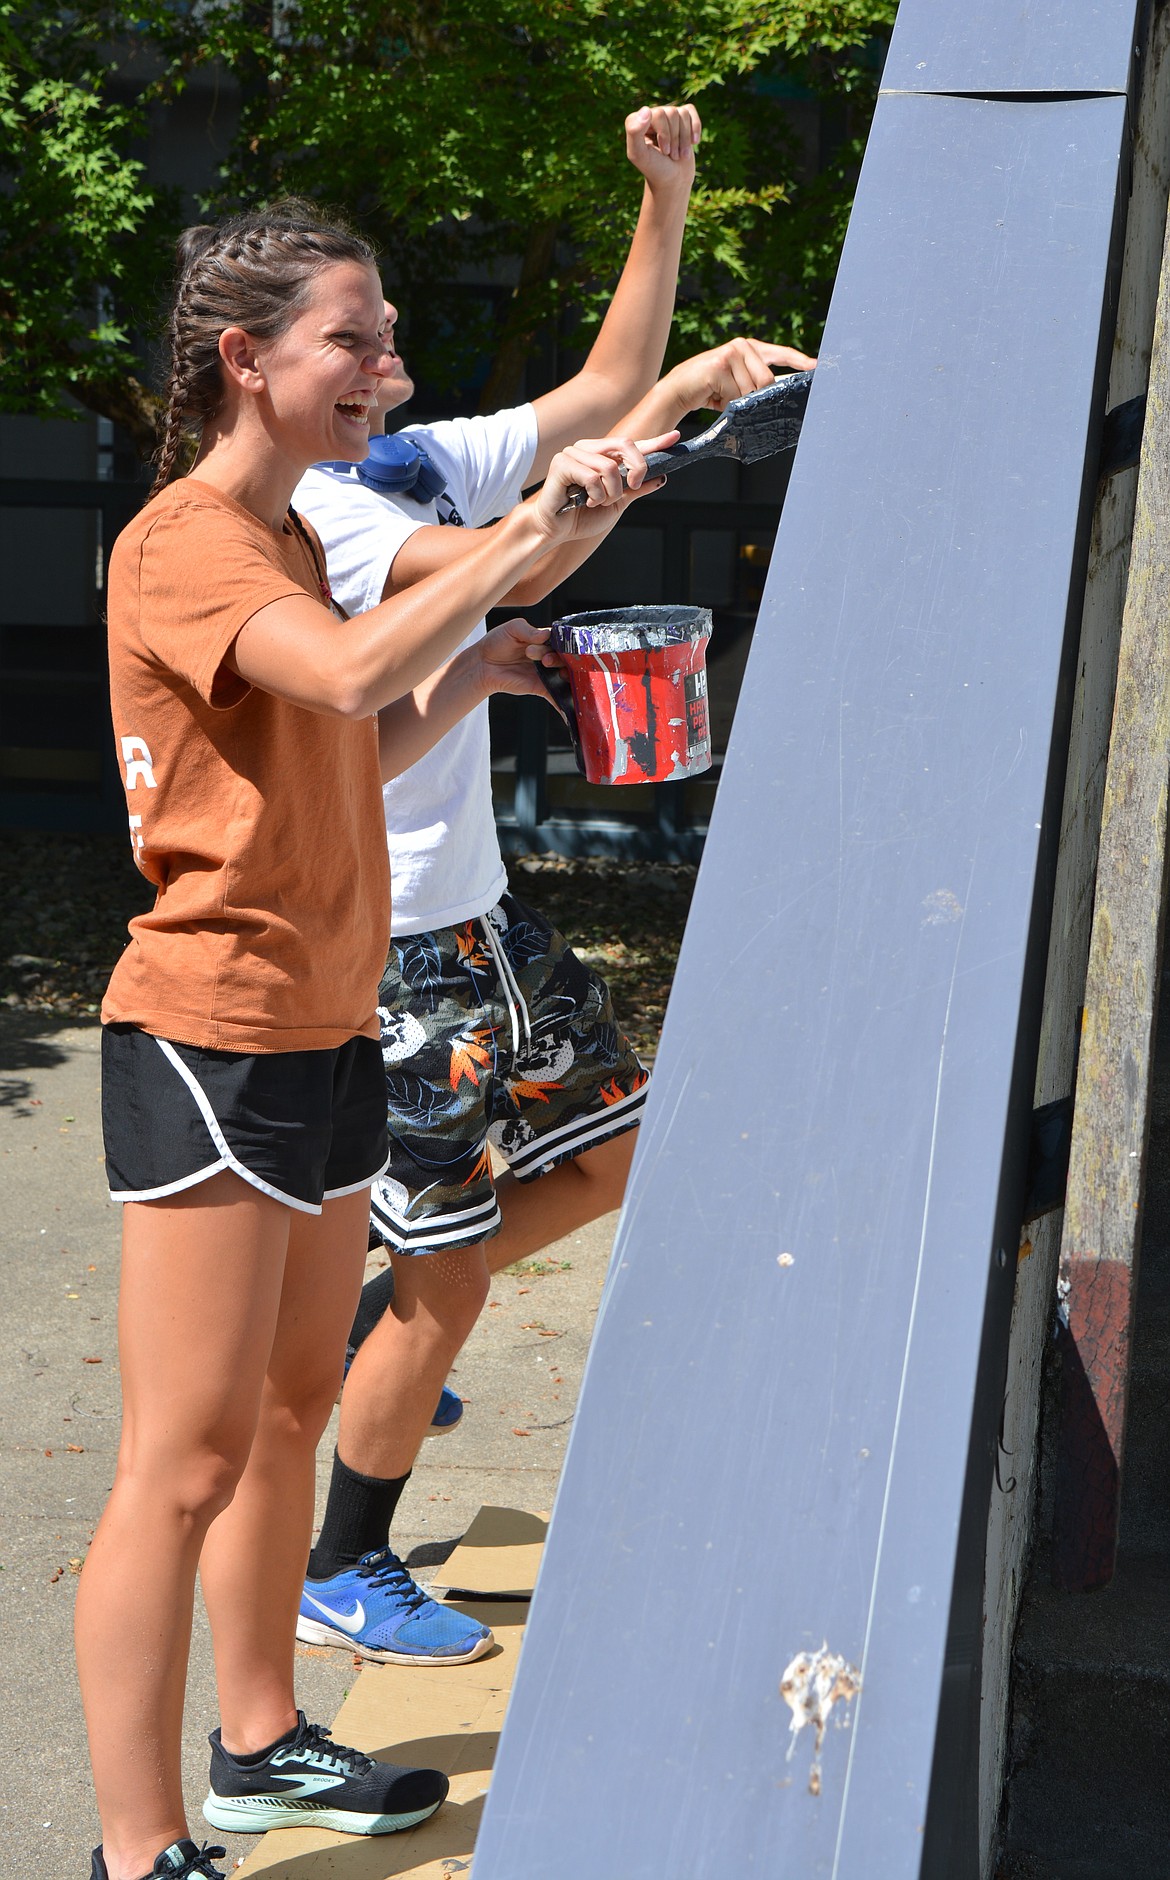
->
[980, 8, 1170, 1865]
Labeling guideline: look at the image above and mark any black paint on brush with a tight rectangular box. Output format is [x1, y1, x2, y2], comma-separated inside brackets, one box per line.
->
[559, 368, 815, 511]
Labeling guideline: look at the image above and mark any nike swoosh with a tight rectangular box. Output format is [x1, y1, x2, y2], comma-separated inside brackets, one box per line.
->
[302, 1592, 366, 1633]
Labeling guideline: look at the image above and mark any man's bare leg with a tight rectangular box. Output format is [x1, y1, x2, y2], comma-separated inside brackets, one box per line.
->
[486, 1126, 636, 1274]
[340, 1128, 636, 1479]
[299, 1128, 636, 1675]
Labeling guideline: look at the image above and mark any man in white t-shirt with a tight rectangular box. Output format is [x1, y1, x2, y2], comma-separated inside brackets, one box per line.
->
[292, 103, 814, 1668]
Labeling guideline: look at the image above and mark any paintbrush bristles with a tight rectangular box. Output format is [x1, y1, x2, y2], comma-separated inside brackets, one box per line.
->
[728, 369, 815, 463]
[556, 368, 814, 509]
[646, 369, 815, 472]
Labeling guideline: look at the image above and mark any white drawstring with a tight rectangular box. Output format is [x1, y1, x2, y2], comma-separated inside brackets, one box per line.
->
[480, 907, 532, 1058]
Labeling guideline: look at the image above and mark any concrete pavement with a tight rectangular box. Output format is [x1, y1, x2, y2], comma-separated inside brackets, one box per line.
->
[0, 1010, 618, 1876]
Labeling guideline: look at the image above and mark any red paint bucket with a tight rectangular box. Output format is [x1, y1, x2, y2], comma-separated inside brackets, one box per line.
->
[540, 605, 713, 787]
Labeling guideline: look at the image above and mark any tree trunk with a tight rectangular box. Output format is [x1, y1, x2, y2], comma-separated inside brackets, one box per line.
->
[68, 372, 163, 460]
[477, 220, 559, 414]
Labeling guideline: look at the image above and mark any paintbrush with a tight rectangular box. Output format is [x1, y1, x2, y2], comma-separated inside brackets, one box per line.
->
[557, 367, 814, 512]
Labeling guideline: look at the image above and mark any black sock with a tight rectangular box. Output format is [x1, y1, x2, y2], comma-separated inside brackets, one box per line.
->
[307, 1449, 410, 1580]
[348, 1262, 397, 1355]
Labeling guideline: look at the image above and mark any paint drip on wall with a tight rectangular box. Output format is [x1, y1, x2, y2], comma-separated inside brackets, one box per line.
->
[780, 1642, 862, 1796]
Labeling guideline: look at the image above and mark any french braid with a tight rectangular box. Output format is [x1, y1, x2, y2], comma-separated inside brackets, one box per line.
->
[150, 199, 376, 499]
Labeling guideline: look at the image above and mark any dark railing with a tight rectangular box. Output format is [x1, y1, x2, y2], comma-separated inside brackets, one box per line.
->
[0, 477, 784, 856]
[0, 477, 144, 834]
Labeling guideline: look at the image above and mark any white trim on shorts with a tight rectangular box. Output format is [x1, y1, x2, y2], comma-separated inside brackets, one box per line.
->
[324, 1161, 392, 1202]
[503, 1076, 649, 1181]
[105, 1038, 390, 1214]
[107, 1158, 232, 1206]
[371, 1182, 503, 1251]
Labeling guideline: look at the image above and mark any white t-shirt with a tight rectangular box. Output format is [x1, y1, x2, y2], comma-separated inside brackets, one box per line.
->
[293, 406, 539, 935]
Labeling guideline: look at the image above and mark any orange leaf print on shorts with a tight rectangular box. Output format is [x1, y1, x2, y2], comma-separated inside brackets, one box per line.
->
[461, 1145, 492, 1190]
[509, 1077, 563, 1104]
[454, 925, 491, 973]
[449, 1026, 494, 1092]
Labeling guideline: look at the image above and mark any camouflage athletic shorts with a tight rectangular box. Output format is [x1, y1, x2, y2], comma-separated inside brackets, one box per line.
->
[369, 891, 648, 1256]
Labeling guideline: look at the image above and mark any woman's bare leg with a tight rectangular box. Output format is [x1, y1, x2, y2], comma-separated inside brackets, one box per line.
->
[198, 1187, 369, 1750]
[75, 1172, 291, 1880]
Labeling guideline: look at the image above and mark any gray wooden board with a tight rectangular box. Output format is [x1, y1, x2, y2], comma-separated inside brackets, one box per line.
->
[881, 0, 1144, 96]
[472, 92, 1129, 1880]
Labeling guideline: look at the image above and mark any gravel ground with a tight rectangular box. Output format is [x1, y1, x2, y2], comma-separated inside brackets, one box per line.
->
[0, 835, 695, 1058]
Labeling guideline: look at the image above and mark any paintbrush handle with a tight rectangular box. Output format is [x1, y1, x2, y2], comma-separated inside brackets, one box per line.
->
[555, 367, 813, 512]
[555, 443, 699, 514]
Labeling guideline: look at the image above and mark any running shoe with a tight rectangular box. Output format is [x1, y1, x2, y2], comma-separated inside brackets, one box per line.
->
[297, 1546, 493, 1664]
[428, 1384, 464, 1435]
[202, 1711, 447, 1836]
[90, 1840, 227, 1879]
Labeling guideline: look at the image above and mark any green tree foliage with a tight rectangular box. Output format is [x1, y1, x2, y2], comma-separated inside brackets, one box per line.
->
[191, 0, 894, 406]
[0, 0, 175, 448]
[0, 0, 895, 448]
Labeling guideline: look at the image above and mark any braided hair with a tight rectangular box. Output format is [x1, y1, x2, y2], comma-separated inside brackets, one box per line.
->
[151, 199, 377, 499]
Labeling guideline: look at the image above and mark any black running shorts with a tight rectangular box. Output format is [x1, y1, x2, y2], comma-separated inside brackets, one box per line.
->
[101, 1025, 390, 1213]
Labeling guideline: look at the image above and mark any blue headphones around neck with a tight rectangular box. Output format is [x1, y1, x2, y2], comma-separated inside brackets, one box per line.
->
[348, 433, 448, 503]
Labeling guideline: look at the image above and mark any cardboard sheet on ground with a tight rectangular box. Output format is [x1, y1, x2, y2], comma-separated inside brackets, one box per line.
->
[235, 1511, 542, 1879]
[428, 1505, 548, 1598]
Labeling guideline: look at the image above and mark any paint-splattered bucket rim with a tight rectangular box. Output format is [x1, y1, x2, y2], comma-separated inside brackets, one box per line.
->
[549, 604, 713, 655]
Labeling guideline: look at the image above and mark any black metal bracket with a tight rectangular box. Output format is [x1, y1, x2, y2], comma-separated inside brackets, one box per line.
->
[1023, 1094, 1075, 1222]
[1098, 394, 1146, 479]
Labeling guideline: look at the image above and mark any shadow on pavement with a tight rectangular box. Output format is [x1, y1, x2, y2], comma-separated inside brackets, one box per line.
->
[0, 1009, 99, 1107]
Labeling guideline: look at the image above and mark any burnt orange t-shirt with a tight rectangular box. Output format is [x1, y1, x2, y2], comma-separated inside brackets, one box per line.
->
[101, 478, 390, 1052]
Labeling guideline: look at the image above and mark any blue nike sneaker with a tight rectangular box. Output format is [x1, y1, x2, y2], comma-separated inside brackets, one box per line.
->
[297, 1547, 493, 1665]
[429, 1384, 464, 1435]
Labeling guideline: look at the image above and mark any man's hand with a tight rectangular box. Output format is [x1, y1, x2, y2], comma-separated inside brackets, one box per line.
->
[625, 103, 701, 195]
[472, 617, 558, 700]
[665, 337, 818, 414]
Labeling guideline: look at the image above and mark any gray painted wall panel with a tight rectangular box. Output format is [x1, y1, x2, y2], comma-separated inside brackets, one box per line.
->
[881, 0, 1143, 96]
[473, 92, 1127, 1878]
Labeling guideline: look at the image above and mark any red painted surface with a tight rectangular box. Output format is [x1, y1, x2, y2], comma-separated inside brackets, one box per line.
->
[1052, 1256, 1136, 1591]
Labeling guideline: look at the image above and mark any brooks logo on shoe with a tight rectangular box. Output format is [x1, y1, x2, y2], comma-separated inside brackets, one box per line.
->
[301, 1592, 366, 1632]
[249, 1772, 348, 1799]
